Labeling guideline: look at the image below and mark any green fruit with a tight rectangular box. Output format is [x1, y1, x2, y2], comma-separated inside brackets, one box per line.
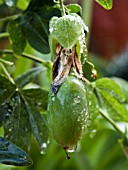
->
[47, 76, 88, 151]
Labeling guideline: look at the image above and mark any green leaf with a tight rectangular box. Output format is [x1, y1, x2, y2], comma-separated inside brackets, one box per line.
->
[7, 18, 27, 55]
[112, 77, 128, 103]
[66, 4, 82, 14]
[26, 0, 61, 34]
[3, 91, 31, 152]
[0, 75, 16, 105]
[21, 88, 48, 111]
[0, 136, 32, 166]
[49, 14, 84, 49]
[15, 66, 46, 88]
[36, 6, 61, 34]
[95, 78, 125, 103]
[0, 101, 13, 127]
[87, 86, 100, 137]
[96, 88, 128, 122]
[17, 0, 30, 10]
[22, 89, 49, 149]
[25, 104, 48, 151]
[22, 11, 50, 54]
[0, 0, 3, 4]
[0, 75, 16, 127]
[27, 0, 54, 11]
[4, 0, 17, 8]
[95, 0, 113, 10]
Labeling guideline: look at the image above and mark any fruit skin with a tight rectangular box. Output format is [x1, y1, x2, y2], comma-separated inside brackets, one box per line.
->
[47, 76, 88, 150]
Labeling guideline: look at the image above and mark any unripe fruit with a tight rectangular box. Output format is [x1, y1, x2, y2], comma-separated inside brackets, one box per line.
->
[47, 76, 88, 151]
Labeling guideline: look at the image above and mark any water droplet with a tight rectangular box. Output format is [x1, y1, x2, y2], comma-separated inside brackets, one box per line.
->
[67, 147, 76, 153]
[49, 27, 53, 33]
[40, 143, 47, 154]
[5, 113, 10, 118]
[73, 96, 81, 104]
[89, 101, 92, 106]
[81, 108, 87, 114]
[8, 108, 12, 113]
[8, 128, 12, 132]
[57, 92, 65, 106]
[38, 102, 41, 106]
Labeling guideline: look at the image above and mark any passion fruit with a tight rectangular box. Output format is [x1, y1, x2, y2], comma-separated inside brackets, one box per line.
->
[47, 76, 88, 151]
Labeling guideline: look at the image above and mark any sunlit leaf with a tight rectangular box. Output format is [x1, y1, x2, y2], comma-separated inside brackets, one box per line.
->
[66, 4, 82, 14]
[0, 0, 3, 4]
[96, 88, 128, 122]
[95, 0, 113, 10]
[17, 0, 30, 10]
[0, 136, 32, 166]
[95, 78, 125, 102]
[112, 77, 128, 103]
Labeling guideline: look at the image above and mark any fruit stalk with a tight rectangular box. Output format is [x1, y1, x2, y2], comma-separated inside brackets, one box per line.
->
[59, 0, 66, 16]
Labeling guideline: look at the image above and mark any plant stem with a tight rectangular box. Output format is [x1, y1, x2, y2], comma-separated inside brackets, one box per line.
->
[98, 108, 125, 136]
[0, 32, 9, 39]
[0, 14, 19, 23]
[121, 143, 128, 159]
[0, 58, 14, 66]
[59, 0, 66, 16]
[0, 62, 15, 84]
[0, 49, 52, 69]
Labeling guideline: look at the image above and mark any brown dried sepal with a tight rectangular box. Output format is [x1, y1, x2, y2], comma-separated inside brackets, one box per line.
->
[51, 44, 83, 93]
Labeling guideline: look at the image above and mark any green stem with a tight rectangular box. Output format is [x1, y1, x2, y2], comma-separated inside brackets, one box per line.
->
[0, 62, 15, 84]
[0, 58, 14, 66]
[121, 143, 128, 159]
[0, 32, 9, 39]
[82, 77, 91, 85]
[0, 49, 52, 69]
[98, 108, 125, 136]
[59, 0, 66, 16]
[0, 14, 19, 23]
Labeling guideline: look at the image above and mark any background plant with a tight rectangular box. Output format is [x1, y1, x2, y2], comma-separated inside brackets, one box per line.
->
[0, 0, 128, 170]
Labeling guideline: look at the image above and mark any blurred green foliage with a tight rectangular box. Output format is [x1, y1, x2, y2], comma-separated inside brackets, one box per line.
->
[0, 0, 128, 170]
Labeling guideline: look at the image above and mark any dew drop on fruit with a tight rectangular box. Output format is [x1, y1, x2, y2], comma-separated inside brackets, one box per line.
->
[89, 101, 92, 106]
[73, 96, 81, 104]
[67, 149, 75, 153]
[49, 27, 53, 33]
[67, 145, 77, 153]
